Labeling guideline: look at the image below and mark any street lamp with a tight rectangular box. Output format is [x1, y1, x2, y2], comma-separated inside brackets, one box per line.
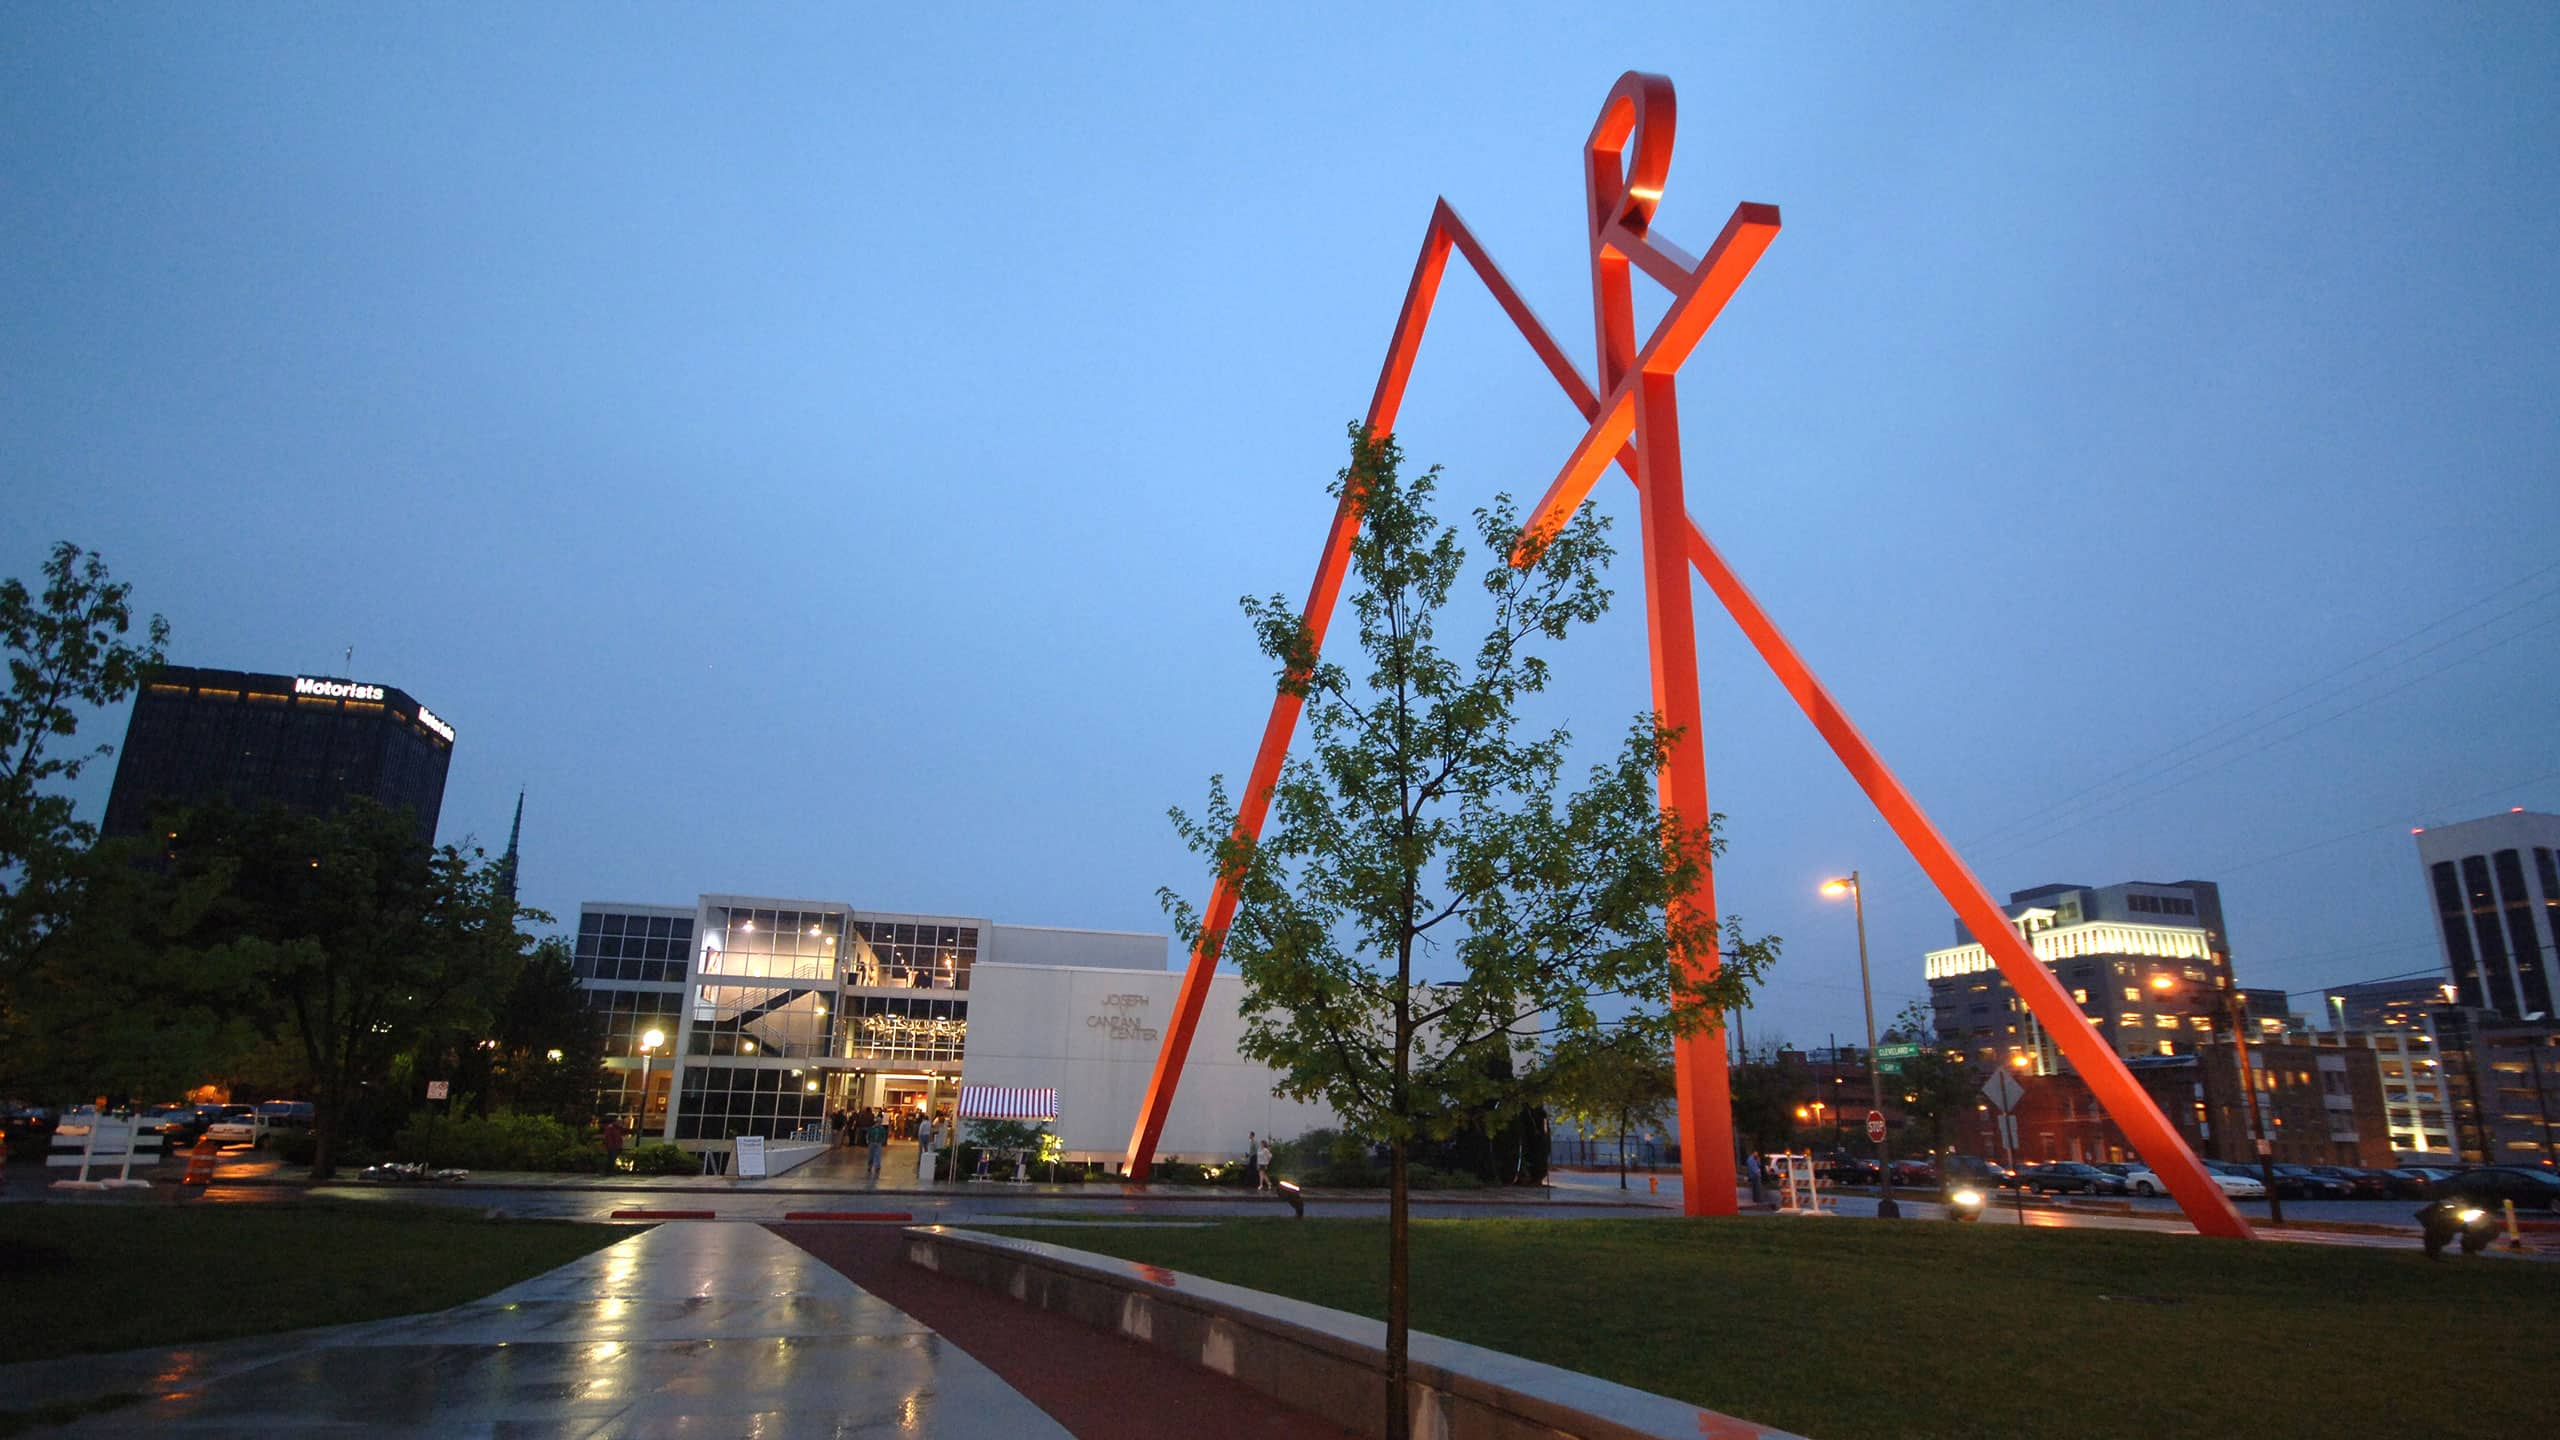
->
[1822, 872, 1897, 1218]
[639, 1028, 666, 1136]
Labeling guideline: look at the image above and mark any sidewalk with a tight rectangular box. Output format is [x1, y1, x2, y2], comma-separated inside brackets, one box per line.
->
[189, 1143, 1671, 1207]
[12, 1221, 1075, 1437]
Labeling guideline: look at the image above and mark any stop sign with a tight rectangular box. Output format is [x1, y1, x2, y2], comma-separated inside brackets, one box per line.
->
[1866, 1110, 1886, 1143]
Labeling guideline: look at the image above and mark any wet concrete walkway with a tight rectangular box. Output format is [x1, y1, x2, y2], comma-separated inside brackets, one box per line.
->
[36, 1222, 1072, 1437]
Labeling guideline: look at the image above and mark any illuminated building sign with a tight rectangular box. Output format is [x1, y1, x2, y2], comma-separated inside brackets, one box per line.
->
[859, 1013, 967, 1040]
[293, 676, 384, 702]
[414, 705, 455, 743]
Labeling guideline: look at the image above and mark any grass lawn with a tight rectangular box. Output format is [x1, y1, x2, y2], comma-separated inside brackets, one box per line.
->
[974, 1217, 2558, 1440]
[0, 1199, 623, 1365]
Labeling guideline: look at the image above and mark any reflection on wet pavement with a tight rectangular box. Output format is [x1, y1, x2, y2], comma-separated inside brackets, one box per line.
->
[51, 1222, 1071, 1437]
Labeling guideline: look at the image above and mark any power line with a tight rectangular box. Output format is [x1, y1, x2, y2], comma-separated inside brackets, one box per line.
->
[1931, 561, 2560, 860]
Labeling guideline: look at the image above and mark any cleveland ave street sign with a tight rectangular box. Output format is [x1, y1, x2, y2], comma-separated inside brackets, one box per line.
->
[1874, 1042, 1920, 1074]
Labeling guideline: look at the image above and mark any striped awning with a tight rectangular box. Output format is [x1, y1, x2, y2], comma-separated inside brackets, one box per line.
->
[957, 1085, 1058, 1120]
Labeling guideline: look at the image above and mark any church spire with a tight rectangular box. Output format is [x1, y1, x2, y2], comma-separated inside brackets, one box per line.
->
[497, 788, 523, 906]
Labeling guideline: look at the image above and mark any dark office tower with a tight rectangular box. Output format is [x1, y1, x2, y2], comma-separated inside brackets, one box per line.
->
[101, 665, 457, 844]
[2415, 810, 2560, 1021]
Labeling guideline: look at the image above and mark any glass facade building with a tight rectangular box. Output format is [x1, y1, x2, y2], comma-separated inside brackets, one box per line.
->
[574, 893, 1161, 1149]
[102, 664, 456, 843]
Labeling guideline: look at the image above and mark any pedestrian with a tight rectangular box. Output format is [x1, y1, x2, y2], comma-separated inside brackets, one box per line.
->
[601, 1116, 628, 1169]
[1244, 1131, 1260, 1190]
[916, 1112, 939, 1183]
[865, 1113, 888, 1178]
[1256, 1134, 1275, 1191]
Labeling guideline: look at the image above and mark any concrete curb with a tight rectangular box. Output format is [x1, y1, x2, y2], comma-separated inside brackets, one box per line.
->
[905, 1224, 1804, 1440]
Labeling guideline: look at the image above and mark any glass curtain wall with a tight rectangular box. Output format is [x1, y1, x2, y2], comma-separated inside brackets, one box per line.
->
[675, 904, 841, 1142]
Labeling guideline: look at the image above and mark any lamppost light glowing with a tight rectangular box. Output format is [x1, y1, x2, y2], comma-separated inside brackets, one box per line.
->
[1820, 878, 1851, 897]
[641, 1028, 665, 1051]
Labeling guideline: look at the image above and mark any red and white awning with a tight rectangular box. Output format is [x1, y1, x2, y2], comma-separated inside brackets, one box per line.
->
[956, 1085, 1058, 1121]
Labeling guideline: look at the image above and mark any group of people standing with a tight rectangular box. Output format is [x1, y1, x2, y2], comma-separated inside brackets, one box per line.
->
[828, 1104, 952, 1182]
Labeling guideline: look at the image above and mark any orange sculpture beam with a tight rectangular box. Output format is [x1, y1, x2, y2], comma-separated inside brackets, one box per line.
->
[1124, 71, 2252, 1241]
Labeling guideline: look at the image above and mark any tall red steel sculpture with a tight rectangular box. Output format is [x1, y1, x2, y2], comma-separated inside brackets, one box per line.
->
[1126, 71, 2254, 1241]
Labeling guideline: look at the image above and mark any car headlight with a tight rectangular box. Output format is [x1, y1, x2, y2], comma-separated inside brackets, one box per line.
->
[2456, 1207, 2486, 1225]
[1951, 1188, 1984, 1206]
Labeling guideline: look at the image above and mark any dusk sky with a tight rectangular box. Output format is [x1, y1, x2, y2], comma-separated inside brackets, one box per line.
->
[7, 7, 2555, 1052]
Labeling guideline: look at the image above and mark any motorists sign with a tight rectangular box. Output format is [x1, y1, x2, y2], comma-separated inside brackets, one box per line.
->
[1865, 1110, 1886, 1143]
[1874, 1042, 1921, 1074]
[425, 1081, 450, 1101]
[1981, 1070, 2024, 1113]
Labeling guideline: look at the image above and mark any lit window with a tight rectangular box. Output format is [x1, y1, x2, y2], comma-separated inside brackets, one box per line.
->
[2158, 1041, 2177, 1055]
[2123, 987, 2141, 1002]
[2072, 988, 2089, 1004]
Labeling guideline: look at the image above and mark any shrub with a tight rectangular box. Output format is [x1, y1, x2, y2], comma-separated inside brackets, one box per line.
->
[392, 1112, 609, 1172]
[267, 1131, 317, 1165]
[623, 1143, 695, 1175]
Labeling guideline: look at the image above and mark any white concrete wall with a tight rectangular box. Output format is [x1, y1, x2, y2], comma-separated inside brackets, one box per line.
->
[986, 925, 1168, 972]
[961, 963, 1337, 1163]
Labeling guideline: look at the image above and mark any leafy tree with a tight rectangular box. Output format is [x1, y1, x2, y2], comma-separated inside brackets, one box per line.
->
[1541, 1021, 1676, 1188]
[1165, 428, 1774, 1440]
[168, 800, 533, 1178]
[0, 542, 167, 986]
[1728, 1057, 1807, 1156]
[0, 843, 264, 1100]
[1895, 1046, 1985, 1160]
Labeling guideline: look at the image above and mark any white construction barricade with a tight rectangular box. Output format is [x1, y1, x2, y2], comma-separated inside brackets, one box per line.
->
[1771, 1151, 1830, 1215]
[49, 1114, 159, 1191]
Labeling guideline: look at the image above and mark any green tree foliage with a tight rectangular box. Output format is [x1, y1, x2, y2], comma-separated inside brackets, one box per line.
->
[1541, 1020, 1677, 1188]
[0, 846, 265, 1101]
[1728, 1057, 1808, 1156]
[1895, 1046, 1986, 1159]
[0, 542, 166, 986]
[415, 939, 604, 1124]
[1164, 428, 1776, 1440]
[166, 800, 534, 1178]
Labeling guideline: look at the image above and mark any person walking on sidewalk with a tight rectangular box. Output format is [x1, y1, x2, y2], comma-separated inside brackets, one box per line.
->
[864, 1114, 888, 1179]
[1256, 1135, 1275, 1191]
[915, 1113, 940, 1183]
[1244, 1131, 1260, 1191]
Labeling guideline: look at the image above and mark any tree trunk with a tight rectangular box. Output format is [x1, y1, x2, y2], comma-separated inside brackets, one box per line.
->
[1386, 1131, 1410, 1440]
[1616, 1108, 1628, 1189]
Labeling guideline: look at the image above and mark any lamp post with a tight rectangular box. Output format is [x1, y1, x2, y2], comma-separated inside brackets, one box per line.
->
[639, 1028, 665, 1138]
[1823, 872, 1897, 1218]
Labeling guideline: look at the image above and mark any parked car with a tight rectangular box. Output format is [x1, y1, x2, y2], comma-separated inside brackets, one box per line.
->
[256, 1100, 315, 1131]
[204, 1106, 268, 1147]
[1942, 1154, 2014, 1188]
[2309, 1165, 2395, 1199]
[1824, 1156, 1882, 1185]
[2432, 1165, 2560, 1214]
[138, 1105, 208, 1148]
[2268, 1164, 2354, 1201]
[2125, 1162, 2267, 1199]
[1886, 1158, 1938, 1187]
[2023, 1162, 2128, 1195]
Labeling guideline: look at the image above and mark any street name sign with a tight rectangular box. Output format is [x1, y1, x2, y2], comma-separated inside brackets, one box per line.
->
[1874, 1042, 1921, 1074]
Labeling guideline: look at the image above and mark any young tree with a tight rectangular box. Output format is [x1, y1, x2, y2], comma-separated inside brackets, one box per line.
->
[1541, 1021, 1677, 1188]
[1165, 428, 1774, 1440]
[0, 542, 167, 985]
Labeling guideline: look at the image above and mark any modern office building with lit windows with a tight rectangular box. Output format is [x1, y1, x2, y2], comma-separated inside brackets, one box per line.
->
[574, 894, 1169, 1149]
[102, 664, 457, 843]
[1925, 879, 2248, 1072]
